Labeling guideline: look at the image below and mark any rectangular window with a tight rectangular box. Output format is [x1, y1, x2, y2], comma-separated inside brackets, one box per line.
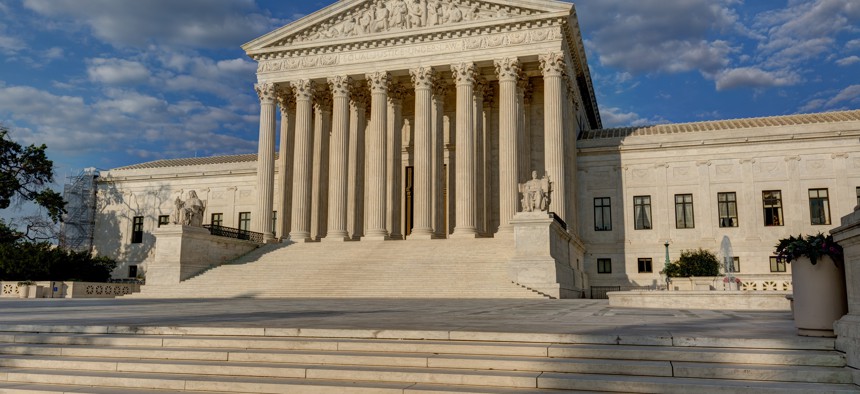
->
[594, 197, 611, 231]
[731, 257, 740, 273]
[633, 196, 652, 230]
[856, 187, 860, 208]
[809, 188, 831, 225]
[128, 265, 138, 278]
[717, 192, 738, 227]
[211, 213, 223, 227]
[597, 258, 612, 274]
[131, 216, 144, 244]
[637, 258, 653, 273]
[157, 215, 170, 228]
[763, 191, 783, 226]
[674, 194, 694, 229]
[272, 211, 277, 234]
[238, 212, 251, 232]
[769, 256, 786, 273]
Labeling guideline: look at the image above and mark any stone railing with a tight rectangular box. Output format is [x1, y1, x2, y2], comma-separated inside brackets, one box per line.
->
[203, 224, 264, 243]
[668, 274, 791, 292]
[0, 281, 141, 298]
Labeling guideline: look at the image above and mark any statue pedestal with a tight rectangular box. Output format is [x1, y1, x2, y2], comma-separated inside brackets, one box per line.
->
[831, 210, 860, 378]
[508, 212, 582, 299]
[148, 225, 259, 286]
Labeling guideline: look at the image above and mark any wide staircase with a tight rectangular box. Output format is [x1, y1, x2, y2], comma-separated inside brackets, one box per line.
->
[0, 326, 855, 393]
[129, 238, 550, 299]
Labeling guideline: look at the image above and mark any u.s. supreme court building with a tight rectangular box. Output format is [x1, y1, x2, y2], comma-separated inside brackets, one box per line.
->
[84, 0, 860, 298]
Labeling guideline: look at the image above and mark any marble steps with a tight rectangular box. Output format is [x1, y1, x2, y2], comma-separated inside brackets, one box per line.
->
[131, 237, 544, 298]
[0, 329, 854, 393]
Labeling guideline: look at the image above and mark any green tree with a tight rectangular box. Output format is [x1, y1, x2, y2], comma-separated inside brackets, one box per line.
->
[663, 248, 721, 277]
[0, 125, 66, 243]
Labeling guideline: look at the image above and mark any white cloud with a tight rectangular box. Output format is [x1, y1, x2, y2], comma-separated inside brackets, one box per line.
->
[43, 47, 64, 60]
[0, 34, 24, 53]
[799, 85, 860, 113]
[826, 85, 860, 107]
[836, 56, 860, 66]
[86, 58, 151, 85]
[847, 39, 860, 52]
[715, 67, 801, 91]
[600, 106, 668, 128]
[23, 0, 282, 49]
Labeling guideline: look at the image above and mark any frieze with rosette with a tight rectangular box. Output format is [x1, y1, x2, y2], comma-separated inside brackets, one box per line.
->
[256, 26, 563, 74]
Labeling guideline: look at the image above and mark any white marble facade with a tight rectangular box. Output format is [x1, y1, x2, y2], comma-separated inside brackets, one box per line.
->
[89, 0, 860, 294]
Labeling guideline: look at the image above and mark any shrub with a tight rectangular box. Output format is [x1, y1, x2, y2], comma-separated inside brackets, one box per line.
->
[663, 248, 721, 278]
[0, 242, 117, 282]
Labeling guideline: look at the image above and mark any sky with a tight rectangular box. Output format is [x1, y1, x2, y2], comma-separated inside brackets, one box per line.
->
[0, 0, 858, 183]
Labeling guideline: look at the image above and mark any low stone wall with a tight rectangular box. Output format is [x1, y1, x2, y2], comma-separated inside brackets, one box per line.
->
[148, 225, 259, 285]
[608, 290, 791, 311]
[668, 274, 792, 292]
[0, 281, 140, 298]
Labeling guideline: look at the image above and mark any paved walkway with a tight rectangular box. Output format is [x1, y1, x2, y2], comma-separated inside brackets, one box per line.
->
[0, 298, 795, 340]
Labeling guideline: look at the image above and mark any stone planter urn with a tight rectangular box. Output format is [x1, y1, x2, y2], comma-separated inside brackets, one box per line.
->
[791, 256, 848, 337]
[17, 285, 30, 298]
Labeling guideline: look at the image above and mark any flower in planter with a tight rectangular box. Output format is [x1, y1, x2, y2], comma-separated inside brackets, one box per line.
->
[722, 276, 741, 284]
[775, 233, 844, 266]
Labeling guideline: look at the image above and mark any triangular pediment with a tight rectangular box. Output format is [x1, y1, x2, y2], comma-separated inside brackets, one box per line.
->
[243, 0, 572, 53]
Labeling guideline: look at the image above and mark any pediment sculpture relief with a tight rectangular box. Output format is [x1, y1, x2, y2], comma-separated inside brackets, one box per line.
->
[275, 0, 535, 47]
[518, 171, 551, 213]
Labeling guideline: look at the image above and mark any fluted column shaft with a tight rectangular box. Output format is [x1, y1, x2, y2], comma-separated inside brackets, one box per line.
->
[276, 91, 296, 240]
[310, 91, 332, 241]
[254, 82, 277, 242]
[517, 76, 530, 183]
[364, 72, 390, 240]
[289, 80, 315, 242]
[325, 76, 352, 241]
[347, 88, 368, 240]
[386, 84, 405, 239]
[451, 62, 478, 237]
[431, 80, 448, 238]
[494, 58, 521, 233]
[409, 67, 435, 239]
[473, 79, 486, 235]
[540, 53, 567, 223]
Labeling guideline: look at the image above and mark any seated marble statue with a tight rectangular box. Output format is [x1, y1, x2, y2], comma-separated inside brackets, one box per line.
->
[518, 171, 551, 212]
[174, 190, 206, 227]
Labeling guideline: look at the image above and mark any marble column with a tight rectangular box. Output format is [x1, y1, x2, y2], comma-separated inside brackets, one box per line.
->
[275, 89, 296, 240]
[387, 83, 406, 239]
[540, 52, 567, 222]
[494, 58, 521, 233]
[347, 86, 369, 240]
[325, 76, 352, 242]
[310, 89, 332, 241]
[254, 82, 277, 242]
[409, 67, 435, 239]
[517, 75, 531, 183]
[364, 72, 390, 241]
[451, 62, 478, 238]
[289, 80, 315, 242]
[473, 78, 486, 236]
[432, 78, 448, 238]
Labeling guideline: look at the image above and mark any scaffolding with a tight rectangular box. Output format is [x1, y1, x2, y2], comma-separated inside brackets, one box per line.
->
[59, 167, 99, 253]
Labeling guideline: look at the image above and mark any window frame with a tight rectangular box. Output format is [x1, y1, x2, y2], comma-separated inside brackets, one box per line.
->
[238, 212, 251, 232]
[763, 190, 784, 226]
[594, 197, 612, 231]
[211, 213, 223, 227]
[637, 258, 653, 273]
[731, 257, 740, 273]
[674, 194, 695, 229]
[717, 192, 738, 228]
[597, 258, 612, 274]
[131, 216, 144, 244]
[157, 215, 170, 228]
[808, 188, 831, 225]
[272, 211, 277, 234]
[633, 195, 652, 230]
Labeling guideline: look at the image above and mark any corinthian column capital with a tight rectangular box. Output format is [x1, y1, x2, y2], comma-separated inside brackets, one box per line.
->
[327, 75, 353, 97]
[366, 71, 391, 93]
[410, 67, 435, 89]
[276, 86, 295, 112]
[313, 88, 333, 112]
[494, 58, 521, 82]
[291, 80, 315, 101]
[255, 82, 277, 103]
[451, 62, 477, 86]
[349, 83, 370, 108]
[539, 52, 566, 77]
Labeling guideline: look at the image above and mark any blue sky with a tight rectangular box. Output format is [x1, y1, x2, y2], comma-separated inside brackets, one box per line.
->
[0, 0, 858, 179]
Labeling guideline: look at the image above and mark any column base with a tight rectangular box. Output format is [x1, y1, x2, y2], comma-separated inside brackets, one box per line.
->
[451, 228, 479, 239]
[288, 232, 315, 243]
[408, 232, 434, 240]
[323, 235, 351, 242]
[362, 235, 389, 241]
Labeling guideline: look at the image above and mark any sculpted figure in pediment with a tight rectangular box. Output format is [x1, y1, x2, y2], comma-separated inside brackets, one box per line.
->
[407, 0, 424, 29]
[442, 3, 463, 24]
[374, 1, 390, 32]
[390, 0, 408, 29]
[427, 0, 441, 26]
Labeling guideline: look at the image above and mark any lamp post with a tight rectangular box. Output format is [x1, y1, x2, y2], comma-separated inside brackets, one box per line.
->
[663, 241, 671, 290]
